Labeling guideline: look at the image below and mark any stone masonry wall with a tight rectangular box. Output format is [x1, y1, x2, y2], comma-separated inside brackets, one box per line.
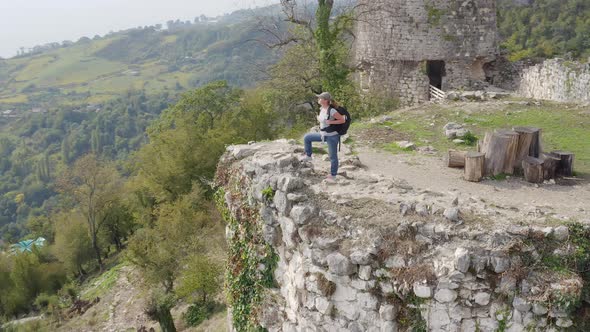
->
[518, 59, 590, 104]
[217, 140, 587, 332]
[355, 0, 497, 61]
[359, 61, 430, 106]
[354, 0, 498, 105]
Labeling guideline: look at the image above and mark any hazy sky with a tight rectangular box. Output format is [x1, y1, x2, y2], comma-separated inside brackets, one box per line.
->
[0, 0, 277, 58]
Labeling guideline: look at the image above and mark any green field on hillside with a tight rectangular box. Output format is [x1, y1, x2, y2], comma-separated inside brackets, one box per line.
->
[0, 17, 279, 109]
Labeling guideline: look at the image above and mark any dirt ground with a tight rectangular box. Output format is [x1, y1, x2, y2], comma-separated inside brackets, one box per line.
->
[356, 147, 590, 222]
[344, 100, 590, 223]
[58, 265, 158, 332]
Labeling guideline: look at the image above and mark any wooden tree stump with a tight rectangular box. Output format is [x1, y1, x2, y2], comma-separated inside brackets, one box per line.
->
[551, 150, 575, 176]
[464, 152, 485, 182]
[496, 130, 519, 174]
[522, 156, 544, 183]
[514, 126, 541, 157]
[482, 132, 511, 176]
[540, 153, 560, 180]
[513, 126, 539, 168]
[447, 150, 466, 168]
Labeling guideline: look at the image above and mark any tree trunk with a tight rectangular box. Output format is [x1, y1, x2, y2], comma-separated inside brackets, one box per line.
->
[91, 234, 103, 271]
[114, 235, 122, 251]
[482, 132, 511, 176]
[464, 152, 485, 182]
[540, 153, 560, 180]
[157, 308, 177, 332]
[447, 150, 466, 168]
[496, 130, 519, 174]
[316, 0, 336, 92]
[522, 156, 544, 183]
[78, 265, 86, 277]
[551, 150, 574, 177]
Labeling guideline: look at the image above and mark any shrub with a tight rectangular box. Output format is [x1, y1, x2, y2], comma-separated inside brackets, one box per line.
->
[461, 131, 478, 146]
[183, 300, 216, 327]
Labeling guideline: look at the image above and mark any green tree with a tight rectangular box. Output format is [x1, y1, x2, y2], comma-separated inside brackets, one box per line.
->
[132, 81, 242, 203]
[53, 211, 94, 277]
[99, 199, 135, 252]
[280, 0, 353, 97]
[498, 0, 590, 60]
[26, 215, 55, 242]
[127, 185, 224, 331]
[145, 292, 177, 332]
[9, 253, 41, 314]
[0, 254, 17, 316]
[57, 154, 122, 270]
[61, 136, 71, 164]
[35, 153, 51, 182]
[176, 255, 221, 303]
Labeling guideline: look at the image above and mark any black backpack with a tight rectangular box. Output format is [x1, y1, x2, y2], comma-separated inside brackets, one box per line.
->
[325, 106, 351, 135]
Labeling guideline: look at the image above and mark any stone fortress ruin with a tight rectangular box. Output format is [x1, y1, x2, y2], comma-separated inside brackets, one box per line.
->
[353, 0, 590, 106]
[218, 141, 588, 332]
[216, 3, 590, 331]
[354, 0, 499, 105]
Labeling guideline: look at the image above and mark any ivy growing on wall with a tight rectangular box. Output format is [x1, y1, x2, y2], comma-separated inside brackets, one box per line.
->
[214, 176, 279, 332]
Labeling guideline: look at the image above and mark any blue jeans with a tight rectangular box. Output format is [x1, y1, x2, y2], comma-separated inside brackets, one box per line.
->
[304, 133, 339, 176]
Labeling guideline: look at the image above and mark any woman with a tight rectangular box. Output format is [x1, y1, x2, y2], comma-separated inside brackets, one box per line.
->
[302, 92, 346, 181]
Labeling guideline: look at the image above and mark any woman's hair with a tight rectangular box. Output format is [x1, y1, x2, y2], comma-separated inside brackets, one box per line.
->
[330, 100, 340, 108]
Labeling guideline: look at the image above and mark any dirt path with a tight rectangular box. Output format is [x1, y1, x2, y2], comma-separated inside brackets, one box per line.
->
[59, 265, 158, 332]
[357, 147, 590, 222]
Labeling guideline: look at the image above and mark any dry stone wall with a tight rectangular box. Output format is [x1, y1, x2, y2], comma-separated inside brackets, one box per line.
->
[518, 59, 590, 104]
[354, 0, 498, 104]
[216, 140, 588, 332]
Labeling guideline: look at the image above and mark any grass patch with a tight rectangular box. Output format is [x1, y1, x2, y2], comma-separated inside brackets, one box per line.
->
[361, 102, 590, 177]
[460, 131, 478, 146]
[81, 262, 125, 301]
[488, 173, 509, 181]
[1, 317, 53, 332]
[381, 141, 417, 154]
[193, 308, 228, 332]
[0, 94, 29, 104]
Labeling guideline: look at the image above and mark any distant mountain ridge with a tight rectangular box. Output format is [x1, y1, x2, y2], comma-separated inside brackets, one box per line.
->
[0, 5, 283, 110]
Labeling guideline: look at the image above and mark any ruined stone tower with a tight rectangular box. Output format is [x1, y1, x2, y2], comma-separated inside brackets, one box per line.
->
[354, 0, 498, 105]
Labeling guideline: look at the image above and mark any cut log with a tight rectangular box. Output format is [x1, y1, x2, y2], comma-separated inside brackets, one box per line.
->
[496, 130, 519, 174]
[513, 126, 541, 158]
[447, 150, 466, 168]
[513, 127, 538, 168]
[540, 153, 560, 180]
[478, 132, 491, 154]
[551, 150, 575, 176]
[482, 131, 511, 176]
[522, 156, 544, 183]
[464, 152, 485, 182]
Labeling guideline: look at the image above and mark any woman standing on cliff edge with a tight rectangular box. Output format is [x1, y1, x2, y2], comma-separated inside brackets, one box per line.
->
[302, 92, 346, 181]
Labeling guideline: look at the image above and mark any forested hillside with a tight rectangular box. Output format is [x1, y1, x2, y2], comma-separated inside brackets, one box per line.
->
[0, 7, 286, 241]
[0, 7, 281, 109]
[0, 91, 170, 241]
[498, 0, 590, 61]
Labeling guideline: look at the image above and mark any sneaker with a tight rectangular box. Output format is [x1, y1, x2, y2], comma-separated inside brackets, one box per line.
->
[325, 175, 337, 182]
[301, 155, 312, 162]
